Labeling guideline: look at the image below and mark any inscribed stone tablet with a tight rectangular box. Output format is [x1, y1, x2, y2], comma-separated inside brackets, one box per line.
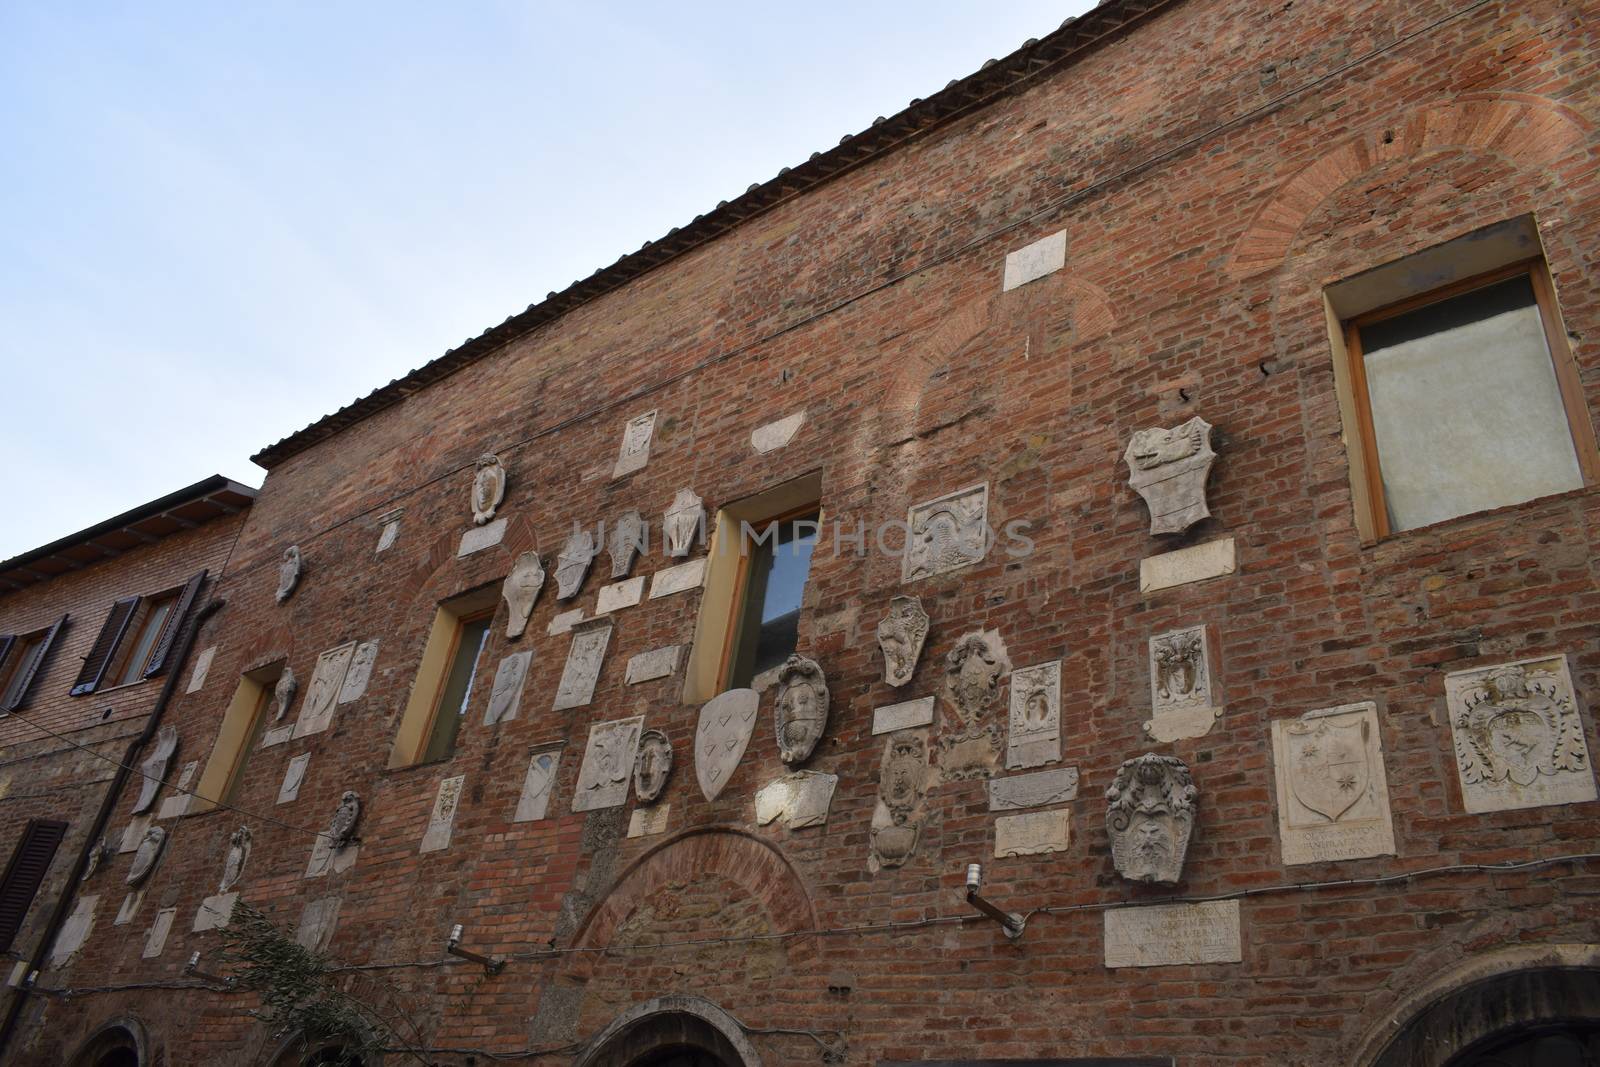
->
[1103, 901, 1242, 968]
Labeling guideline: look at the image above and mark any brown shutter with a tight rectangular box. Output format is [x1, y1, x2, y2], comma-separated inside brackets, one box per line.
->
[0, 637, 13, 677]
[0, 819, 67, 953]
[70, 597, 140, 696]
[0, 616, 67, 712]
[142, 570, 206, 679]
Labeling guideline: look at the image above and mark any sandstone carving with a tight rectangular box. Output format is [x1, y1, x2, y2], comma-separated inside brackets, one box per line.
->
[664, 489, 704, 557]
[553, 620, 612, 710]
[1103, 900, 1242, 969]
[607, 509, 646, 579]
[471, 453, 507, 525]
[1124, 415, 1216, 535]
[337, 641, 378, 704]
[502, 552, 546, 638]
[293, 642, 356, 739]
[270, 668, 297, 722]
[613, 411, 657, 479]
[938, 629, 1010, 780]
[514, 746, 563, 823]
[1446, 655, 1597, 814]
[1146, 624, 1221, 742]
[1007, 661, 1061, 769]
[775, 654, 829, 766]
[218, 826, 251, 893]
[276, 546, 302, 604]
[81, 838, 111, 882]
[132, 726, 179, 815]
[1106, 753, 1197, 885]
[1272, 701, 1396, 865]
[755, 770, 838, 829]
[903, 483, 989, 583]
[572, 716, 644, 813]
[870, 729, 930, 873]
[633, 728, 673, 804]
[876, 595, 930, 687]
[555, 527, 599, 601]
[126, 826, 167, 887]
[484, 650, 532, 726]
[695, 688, 760, 801]
[420, 775, 465, 854]
[327, 790, 361, 851]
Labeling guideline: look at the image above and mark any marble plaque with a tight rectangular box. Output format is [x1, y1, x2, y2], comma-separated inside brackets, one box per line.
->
[50, 894, 98, 967]
[1125, 416, 1217, 535]
[1146, 625, 1221, 743]
[1140, 536, 1237, 594]
[595, 576, 646, 615]
[572, 716, 644, 813]
[514, 746, 564, 822]
[114, 888, 144, 926]
[157, 760, 199, 820]
[419, 775, 466, 853]
[143, 907, 177, 957]
[988, 767, 1081, 811]
[119, 813, 153, 854]
[337, 641, 379, 704]
[649, 558, 707, 599]
[375, 511, 403, 553]
[458, 517, 508, 558]
[903, 482, 989, 583]
[547, 609, 585, 636]
[261, 724, 294, 749]
[695, 688, 760, 801]
[995, 809, 1071, 857]
[277, 754, 311, 805]
[1103, 901, 1243, 969]
[484, 650, 532, 726]
[612, 410, 658, 478]
[1271, 702, 1395, 865]
[1002, 229, 1066, 291]
[751, 411, 806, 454]
[627, 803, 671, 838]
[872, 696, 936, 735]
[1445, 655, 1596, 814]
[755, 771, 838, 829]
[304, 835, 359, 880]
[186, 647, 216, 694]
[553, 620, 613, 711]
[132, 725, 178, 815]
[192, 892, 238, 932]
[1007, 661, 1061, 768]
[626, 645, 682, 685]
[296, 897, 341, 952]
[293, 641, 356, 739]
[607, 510, 646, 579]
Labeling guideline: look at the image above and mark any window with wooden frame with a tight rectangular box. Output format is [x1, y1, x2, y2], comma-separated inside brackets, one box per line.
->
[684, 472, 823, 702]
[388, 585, 498, 769]
[0, 818, 67, 953]
[1327, 218, 1598, 541]
[0, 615, 67, 713]
[70, 570, 206, 695]
[190, 662, 281, 814]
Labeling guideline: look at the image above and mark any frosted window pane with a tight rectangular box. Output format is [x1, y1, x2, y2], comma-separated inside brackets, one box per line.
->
[1362, 275, 1582, 532]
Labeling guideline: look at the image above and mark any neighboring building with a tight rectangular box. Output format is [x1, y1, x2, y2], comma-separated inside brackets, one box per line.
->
[0, 477, 255, 1063]
[15, 1, 1600, 1065]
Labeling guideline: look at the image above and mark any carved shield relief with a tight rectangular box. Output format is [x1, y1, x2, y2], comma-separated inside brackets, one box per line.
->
[695, 688, 760, 801]
[1285, 717, 1370, 821]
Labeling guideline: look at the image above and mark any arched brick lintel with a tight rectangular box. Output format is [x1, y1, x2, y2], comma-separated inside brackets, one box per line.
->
[1227, 93, 1591, 279]
[566, 826, 817, 977]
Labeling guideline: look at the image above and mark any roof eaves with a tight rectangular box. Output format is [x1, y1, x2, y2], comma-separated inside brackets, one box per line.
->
[251, 0, 1177, 470]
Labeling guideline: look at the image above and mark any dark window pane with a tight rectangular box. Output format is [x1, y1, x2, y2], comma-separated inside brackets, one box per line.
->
[1360, 273, 1582, 532]
[423, 616, 490, 763]
[728, 512, 818, 688]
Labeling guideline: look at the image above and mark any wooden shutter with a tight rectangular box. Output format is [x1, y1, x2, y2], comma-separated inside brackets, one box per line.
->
[0, 819, 67, 953]
[0, 637, 13, 678]
[0, 616, 67, 712]
[142, 570, 206, 679]
[70, 597, 140, 696]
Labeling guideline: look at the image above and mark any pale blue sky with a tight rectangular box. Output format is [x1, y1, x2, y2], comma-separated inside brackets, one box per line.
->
[0, 2, 1093, 558]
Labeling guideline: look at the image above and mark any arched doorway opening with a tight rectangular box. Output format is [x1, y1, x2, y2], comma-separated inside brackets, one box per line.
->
[1372, 966, 1600, 1067]
[67, 1020, 147, 1067]
[575, 996, 760, 1067]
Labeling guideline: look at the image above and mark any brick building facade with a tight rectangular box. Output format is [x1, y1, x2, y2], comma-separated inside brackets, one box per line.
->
[12, 1, 1600, 1064]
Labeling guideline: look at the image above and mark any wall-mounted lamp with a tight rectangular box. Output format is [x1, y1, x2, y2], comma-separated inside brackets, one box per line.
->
[184, 951, 233, 985]
[446, 924, 506, 975]
[964, 864, 1026, 941]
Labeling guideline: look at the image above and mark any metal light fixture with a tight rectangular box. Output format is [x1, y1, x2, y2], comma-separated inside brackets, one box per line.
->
[964, 864, 1026, 941]
[184, 951, 233, 985]
[446, 924, 506, 975]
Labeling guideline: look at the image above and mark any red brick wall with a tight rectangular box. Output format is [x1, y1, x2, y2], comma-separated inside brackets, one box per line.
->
[20, 1, 1600, 1064]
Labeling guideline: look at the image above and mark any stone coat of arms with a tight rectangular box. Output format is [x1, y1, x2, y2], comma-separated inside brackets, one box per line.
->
[695, 688, 760, 801]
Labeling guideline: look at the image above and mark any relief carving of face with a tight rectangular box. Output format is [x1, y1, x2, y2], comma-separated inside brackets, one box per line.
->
[1023, 688, 1051, 728]
[1127, 815, 1174, 879]
[885, 736, 925, 816]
